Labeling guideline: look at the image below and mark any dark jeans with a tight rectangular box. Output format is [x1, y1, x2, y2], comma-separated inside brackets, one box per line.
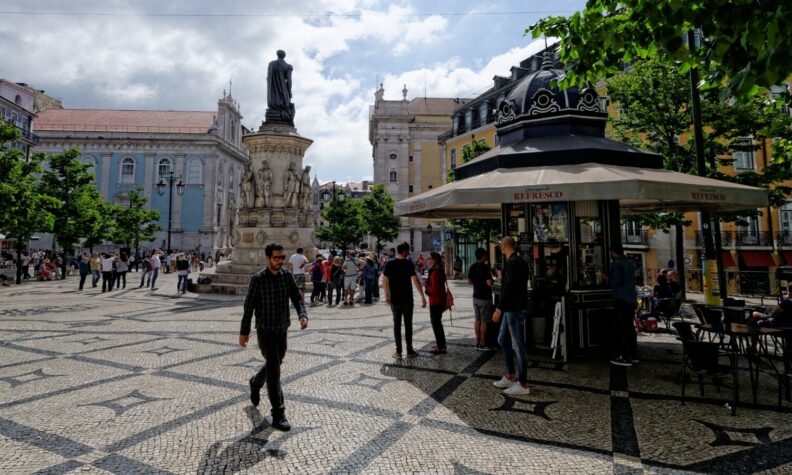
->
[79, 272, 89, 290]
[140, 269, 151, 287]
[373, 277, 380, 299]
[612, 299, 637, 360]
[429, 304, 447, 349]
[498, 310, 529, 385]
[101, 271, 113, 292]
[92, 270, 101, 287]
[149, 268, 159, 288]
[177, 273, 188, 293]
[390, 303, 414, 354]
[310, 281, 325, 302]
[364, 278, 375, 304]
[330, 281, 343, 305]
[115, 271, 126, 289]
[251, 329, 288, 417]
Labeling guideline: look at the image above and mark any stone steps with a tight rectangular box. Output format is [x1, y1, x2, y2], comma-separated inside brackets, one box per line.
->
[195, 282, 248, 295]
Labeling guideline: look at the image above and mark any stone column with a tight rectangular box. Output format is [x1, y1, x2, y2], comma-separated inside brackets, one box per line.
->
[143, 152, 155, 201]
[100, 152, 112, 200]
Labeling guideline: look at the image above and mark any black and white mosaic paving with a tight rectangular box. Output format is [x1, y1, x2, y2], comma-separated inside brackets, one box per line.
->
[1, 272, 792, 474]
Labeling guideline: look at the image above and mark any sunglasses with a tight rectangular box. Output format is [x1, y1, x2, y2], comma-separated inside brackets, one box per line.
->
[270, 255, 285, 261]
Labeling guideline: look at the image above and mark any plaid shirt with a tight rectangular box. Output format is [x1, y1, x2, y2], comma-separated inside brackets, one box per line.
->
[240, 268, 307, 335]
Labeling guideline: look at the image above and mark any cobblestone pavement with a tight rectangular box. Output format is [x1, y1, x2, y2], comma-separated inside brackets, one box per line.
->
[1, 272, 792, 474]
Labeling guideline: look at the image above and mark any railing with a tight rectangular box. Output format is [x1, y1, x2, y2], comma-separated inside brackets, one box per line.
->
[777, 231, 792, 247]
[695, 230, 772, 247]
[640, 267, 779, 300]
[623, 229, 648, 245]
[4, 119, 39, 144]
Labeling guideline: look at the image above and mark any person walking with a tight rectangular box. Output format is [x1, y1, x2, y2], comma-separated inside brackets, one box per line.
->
[90, 253, 101, 287]
[20, 252, 31, 280]
[362, 254, 378, 305]
[149, 250, 162, 290]
[239, 243, 308, 432]
[328, 256, 344, 306]
[342, 251, 360, 306]
[424, 252, 448, 354]
[140, 254, 152, 288]
[382, 242, 426, 359]
[321, 256, 333, 302]
[468, 247, 495, 350]
[78, 253, 91, 290]
[116, 253, 129, 289]
[176, 253, 190, 294]
[609, 243, 638, 367]
[288, 247, 309, 301]
[309, 255, 325, 305]
[100, 253, 115, 293]
[492, 236, 531, 395]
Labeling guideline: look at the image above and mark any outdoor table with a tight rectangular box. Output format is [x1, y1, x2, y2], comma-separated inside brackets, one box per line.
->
[697, 323, 785, 415]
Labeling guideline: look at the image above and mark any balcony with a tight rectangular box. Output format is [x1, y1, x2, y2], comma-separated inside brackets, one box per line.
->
[777, 231, 792, 247]
[5, 120, 39, 145]
[622, 229, 648, 246]
[695, 230, 772, 248]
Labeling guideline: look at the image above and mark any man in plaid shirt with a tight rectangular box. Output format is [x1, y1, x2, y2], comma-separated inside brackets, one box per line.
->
[239, 243, 308, 431]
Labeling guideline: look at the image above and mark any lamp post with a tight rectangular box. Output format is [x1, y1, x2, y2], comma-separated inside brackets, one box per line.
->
[156, 172, 185, 253]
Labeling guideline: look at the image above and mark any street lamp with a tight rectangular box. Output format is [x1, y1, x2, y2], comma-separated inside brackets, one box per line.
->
[156, 172, 185, 253]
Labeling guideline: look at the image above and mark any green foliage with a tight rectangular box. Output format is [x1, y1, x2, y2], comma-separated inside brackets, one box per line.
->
[360, 184, 400, 253]
[110, 187, 162, 252]
[316, 192, 365, 251]
[0, 123, 58, 282]
[81, 197, 116, 251]
[529, 0, 792, 101]
[41, 149, 108, 254]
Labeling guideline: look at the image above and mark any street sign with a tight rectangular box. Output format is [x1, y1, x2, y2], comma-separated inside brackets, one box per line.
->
[445, 231, 454, 240]
[433, 239, 441, 247]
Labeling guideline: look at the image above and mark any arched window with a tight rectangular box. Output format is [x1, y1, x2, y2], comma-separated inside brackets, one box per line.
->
[157, 157, 172, 179]
[217, 163, 225, 187]
[389, 170, 397, 182]
[80, 155, 96, 175]
[228, 170, 234, 190]
[120, 157, 136, 184]
[14, 95, 21, 105]
[186, 158, 203, 184]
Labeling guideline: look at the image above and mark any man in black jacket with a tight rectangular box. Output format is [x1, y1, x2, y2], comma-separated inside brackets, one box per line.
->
[239, 243, 308, 431]
[492, 236, 531, 395]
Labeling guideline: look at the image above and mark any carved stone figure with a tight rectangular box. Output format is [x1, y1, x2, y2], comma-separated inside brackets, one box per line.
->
[240, 163, 254, 209]
[284, 163, 297, 208]
[255, 161, 273, 208]
[300, 166, 312, 210]
[266, 50, 295, 125]
[227, 196, 237, 247]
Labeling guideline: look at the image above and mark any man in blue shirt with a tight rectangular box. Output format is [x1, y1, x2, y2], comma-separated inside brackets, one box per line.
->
[610, 243, 638, 367]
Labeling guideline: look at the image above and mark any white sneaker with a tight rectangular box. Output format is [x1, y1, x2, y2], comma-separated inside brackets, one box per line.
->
[493, 376, 515, 389]
[503, 382, 531, 395]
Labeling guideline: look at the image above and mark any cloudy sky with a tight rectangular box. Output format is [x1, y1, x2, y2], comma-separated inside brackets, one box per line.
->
[0, 0, 585, 182]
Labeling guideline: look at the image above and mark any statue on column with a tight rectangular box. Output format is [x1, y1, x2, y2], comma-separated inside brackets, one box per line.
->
[227, 195, 237, 247]
[240, 163, 254, 209]
[266, 50, 295, 126]
[255, 160, 273, 208]
[300, 166, 312, 210]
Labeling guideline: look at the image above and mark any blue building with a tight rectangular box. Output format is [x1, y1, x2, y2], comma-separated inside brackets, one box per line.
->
[34, 92, 248, 253]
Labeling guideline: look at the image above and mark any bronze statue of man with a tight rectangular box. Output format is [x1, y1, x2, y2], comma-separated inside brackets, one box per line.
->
[266, 50, 295, 125]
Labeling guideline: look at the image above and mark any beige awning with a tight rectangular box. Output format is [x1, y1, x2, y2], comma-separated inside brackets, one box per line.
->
[395, 163, 769, 218]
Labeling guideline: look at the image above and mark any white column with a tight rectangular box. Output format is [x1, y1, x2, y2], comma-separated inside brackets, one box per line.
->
[100, 152, 112, 199]
[143, 153, 155, 202]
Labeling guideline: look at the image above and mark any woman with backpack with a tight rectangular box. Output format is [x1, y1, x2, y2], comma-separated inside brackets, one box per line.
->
[176, 253, 190, 294]
[424, 252, 448, 355]
[363, 254, 378, 304]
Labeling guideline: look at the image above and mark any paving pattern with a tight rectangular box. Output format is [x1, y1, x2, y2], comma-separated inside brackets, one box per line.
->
[1, 271, 792, 474]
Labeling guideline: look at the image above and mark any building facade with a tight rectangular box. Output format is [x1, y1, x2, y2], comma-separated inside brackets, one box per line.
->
[369, 85, 464, 254]
[34, 91, 248, 254]
[0, 80, 44, 160]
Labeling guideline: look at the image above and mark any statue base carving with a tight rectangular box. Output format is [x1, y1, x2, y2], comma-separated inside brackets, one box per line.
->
[197, 125, 315, 295]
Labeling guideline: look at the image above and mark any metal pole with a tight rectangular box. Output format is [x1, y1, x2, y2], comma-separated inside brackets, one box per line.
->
[167, 174, 174, 253]
[331, 182, 336, 252]
[688, 29, 720, 305]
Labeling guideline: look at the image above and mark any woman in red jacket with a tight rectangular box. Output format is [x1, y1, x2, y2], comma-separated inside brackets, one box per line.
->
[424, 252, 448, 354]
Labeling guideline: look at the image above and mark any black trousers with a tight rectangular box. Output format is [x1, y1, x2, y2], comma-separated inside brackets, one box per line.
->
[79, 272, 89, 290]
[330, 281, 343, 305]
[101, 271, 114, 292]
[252, 329, 288, 417]
[391, 303, 414, 354]
[429, 304, 447, 350]
[310, 281, 325, 302]
[115, 271, 126, 288]
[612, 299, 637, 360]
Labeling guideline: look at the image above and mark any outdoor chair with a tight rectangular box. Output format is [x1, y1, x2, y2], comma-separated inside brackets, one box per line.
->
[680, 340, 731, 405]
[673, 321, 697, 383]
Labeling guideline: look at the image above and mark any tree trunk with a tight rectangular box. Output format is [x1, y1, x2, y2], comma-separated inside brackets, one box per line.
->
[15, 246, 22, 285]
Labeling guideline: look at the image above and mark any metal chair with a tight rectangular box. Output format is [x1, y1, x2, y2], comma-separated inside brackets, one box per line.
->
[680, 340, 732, 405]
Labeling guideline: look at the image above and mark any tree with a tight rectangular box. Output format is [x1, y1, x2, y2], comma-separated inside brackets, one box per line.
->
[0, 123, 58, 283]
[316, 194, 365, 252]
[41, 149, 108, 261]
[529, 0, 792, 101]
[360, 184, 400, 255]
[81, 198, 117, 252]
[110, 186, 162, 253]
[447, 140, 501, 243]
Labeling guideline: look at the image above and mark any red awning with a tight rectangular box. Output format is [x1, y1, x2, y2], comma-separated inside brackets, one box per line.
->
[784, 251, 792, 265]
[721, 251, 737, 268]
[741, 251, 776, 268]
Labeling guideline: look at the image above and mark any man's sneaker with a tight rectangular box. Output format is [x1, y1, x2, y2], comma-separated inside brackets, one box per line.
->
[271, 414, 291, 432]
[610, 356, 633, 367]
[493, 376, 515, 388]
[405, 351, 419, 358]
[392, 352, 402, 359]
[475, 344, 484, 351]
[249, 377, 260, 407]
[504, 382, 531, 395]
[482, 346, 496, 351]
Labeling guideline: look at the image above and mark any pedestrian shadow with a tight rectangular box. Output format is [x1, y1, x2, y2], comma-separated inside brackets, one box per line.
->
[196, 406, 280, 473]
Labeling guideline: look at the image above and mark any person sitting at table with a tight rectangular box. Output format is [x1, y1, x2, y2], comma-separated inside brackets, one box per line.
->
[667, 270, 683, 298]
[748, 299, 792, 328]
[652, 274, 673, 313]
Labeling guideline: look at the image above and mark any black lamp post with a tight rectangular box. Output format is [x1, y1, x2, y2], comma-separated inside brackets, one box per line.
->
[156, 172, 185, 253]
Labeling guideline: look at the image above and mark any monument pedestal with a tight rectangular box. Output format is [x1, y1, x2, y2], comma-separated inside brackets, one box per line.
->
[197, 122, 315, 295]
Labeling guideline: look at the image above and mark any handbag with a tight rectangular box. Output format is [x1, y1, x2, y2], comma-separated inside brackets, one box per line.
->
[444, 278, 454, 322]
